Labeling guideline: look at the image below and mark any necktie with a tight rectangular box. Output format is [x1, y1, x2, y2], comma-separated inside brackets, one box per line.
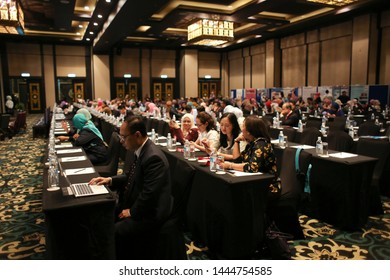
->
[125, 154, 138, 191]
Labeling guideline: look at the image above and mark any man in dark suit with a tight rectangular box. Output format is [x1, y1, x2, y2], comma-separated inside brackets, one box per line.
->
[281, 102, 300, 127]
[114, 104, 134, 120]
[89, 115, 172, 259]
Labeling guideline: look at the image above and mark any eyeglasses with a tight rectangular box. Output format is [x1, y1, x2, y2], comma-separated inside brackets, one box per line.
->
[119, 134, 130, 142]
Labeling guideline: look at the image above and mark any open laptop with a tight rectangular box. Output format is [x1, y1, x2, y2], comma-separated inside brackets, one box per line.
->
[62, 168, 109, 197]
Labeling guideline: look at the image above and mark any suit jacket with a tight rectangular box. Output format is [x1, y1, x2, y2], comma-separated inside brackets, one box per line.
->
[281, 111, 299, 127]
[112, 139, 172, 223]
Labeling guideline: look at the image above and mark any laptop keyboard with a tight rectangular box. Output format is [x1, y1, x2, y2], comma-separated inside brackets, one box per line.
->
[73, 183, 93, 195]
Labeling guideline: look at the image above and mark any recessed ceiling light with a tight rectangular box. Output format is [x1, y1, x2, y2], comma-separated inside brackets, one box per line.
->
[98, 14, 103, 18]
[89, 31, 94, 35]
[105, 0, 111, 2]
[78, 25, 83, 28]
[21, 73, 30, 77]
[124, 74, 132, 78]
[93, 22, 98, 26]
[86, 38, 91, 41]
[84, 6, 89, 10]
[205, 75, 211, 79]
[68, 74, 76, 78]
[161, 75, 168, 79]
[76, 32, 80, 35]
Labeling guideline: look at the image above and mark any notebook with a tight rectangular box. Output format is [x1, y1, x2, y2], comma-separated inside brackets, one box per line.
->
[63, 172, 109, 197]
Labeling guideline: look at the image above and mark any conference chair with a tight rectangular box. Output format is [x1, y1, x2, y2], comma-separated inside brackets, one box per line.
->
[328, 116, 347, 132]
[305, 118, 322, 129]
[356, 138, 390, 204]
[94, 132, 121, 177]
[299, 127, 323, 146]
[9, 111, 27, 135]
[327, 130, 353, 152]
[0, 114, 11, 140]
[357, 121, 380, 136]
[267, 147, 312, 239]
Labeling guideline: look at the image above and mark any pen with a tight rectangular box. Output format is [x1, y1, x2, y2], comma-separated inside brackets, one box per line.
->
[226, 170, 235, 174]
[74, 168, 86, 173]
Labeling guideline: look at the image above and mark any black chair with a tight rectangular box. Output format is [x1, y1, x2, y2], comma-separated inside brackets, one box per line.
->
[356, 139, 390, 203]
[0, 114, 11, 140]
[357, 121, 380, 136]
[9, 111, 27, 135]
[305, 118, 322, 129]
[157, 120, 169, 137]
[327, 130, 353, 152]
[299, 127, 322, 146]
[282, 127, 297, 143]
[328, 116, 347, 132]
[94, 132, 121, 177]
[268, 147, 312, 239]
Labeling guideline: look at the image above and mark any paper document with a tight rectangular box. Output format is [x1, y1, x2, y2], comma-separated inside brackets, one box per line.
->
[329, 152, 358, 159]
[291, 145, 315, 149]
[271, 139, 279, 144]
[55, 143, 73, 149]
[64, 167, 95, 176]
[60, 156, 87, 162]
[56, 148, 83, 154]
[227, 170, 262, 177]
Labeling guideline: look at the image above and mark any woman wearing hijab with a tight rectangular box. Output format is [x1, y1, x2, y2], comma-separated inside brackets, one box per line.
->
[169, 113, 198, 144]
[57, 114, 108, 164]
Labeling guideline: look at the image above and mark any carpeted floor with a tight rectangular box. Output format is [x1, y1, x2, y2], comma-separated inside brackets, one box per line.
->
[1, 114, 390, 260]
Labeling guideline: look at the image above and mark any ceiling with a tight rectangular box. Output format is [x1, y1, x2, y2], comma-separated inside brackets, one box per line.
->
[1, 0, 389, 54]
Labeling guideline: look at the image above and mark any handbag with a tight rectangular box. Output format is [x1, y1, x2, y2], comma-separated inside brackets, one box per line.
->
[264, 221, 293, 260]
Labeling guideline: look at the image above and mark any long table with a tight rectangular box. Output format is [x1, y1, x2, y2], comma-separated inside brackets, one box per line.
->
[160, 146, 274, 259]
[273, 142, 378, 230]
[43, 124, 116, 259]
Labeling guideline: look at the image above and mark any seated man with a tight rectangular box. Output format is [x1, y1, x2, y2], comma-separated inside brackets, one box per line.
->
[281, 102, 300, 127]
[89, 116, 172, 259]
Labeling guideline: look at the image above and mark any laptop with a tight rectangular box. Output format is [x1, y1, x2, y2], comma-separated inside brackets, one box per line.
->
[62, 170, 109, 197]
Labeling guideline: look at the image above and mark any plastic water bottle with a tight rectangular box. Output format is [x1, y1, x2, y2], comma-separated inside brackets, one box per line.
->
[278, 131, 284, 147]
[375, 117, 379, 126]
[316, 136, 323, 155]
[189, 142, 196, 160]
[349, 125, 354, 139]
[298, 120, 303, 132]
[172, 114, 176, 122]
[209, 148, 217, 172]
[371, 113, 375, 120]
[48, 165, 59, 190]
[151, 128, 155, 142]
[184, 140, 190, 159]
[167, 133, 173, 150]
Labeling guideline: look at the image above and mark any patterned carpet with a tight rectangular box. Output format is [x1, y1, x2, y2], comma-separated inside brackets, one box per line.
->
[1, 114, 390, 260]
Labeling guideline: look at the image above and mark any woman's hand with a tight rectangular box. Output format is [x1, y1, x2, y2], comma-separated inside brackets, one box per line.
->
[73, 133, 80, 140]
[169, 120, 179, 129]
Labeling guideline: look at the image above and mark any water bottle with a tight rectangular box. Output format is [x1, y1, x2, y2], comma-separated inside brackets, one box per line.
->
[273, 117, 277, 128]
[216, 122, 220, 132]
[167, 133, 173, 150]
[48, 165, 59, 190]
[314, 110, 318, 117]
[345, 116, 350, 129]
[278, 131, 285, 147]
[371, 113, 375, 120]
[209, 148, 217, 172]
[184, 140, 190, 159]
[298, 120, 303, 132]
[349, 125, 355, 139]
[189, 142, 196, 160]
[316, 136, 323, 155]
[172, 114, 176, 122]
[375, 117, 379, 126]
[151, 128, 155, 142]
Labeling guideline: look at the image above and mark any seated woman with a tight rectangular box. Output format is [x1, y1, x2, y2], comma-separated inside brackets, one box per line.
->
[191, 111, 219, 152]
[222, 116, 281, 198]
[203, 113, 245, 160]
[57, 114, 108, 164]
[169, 113, 198, 144]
